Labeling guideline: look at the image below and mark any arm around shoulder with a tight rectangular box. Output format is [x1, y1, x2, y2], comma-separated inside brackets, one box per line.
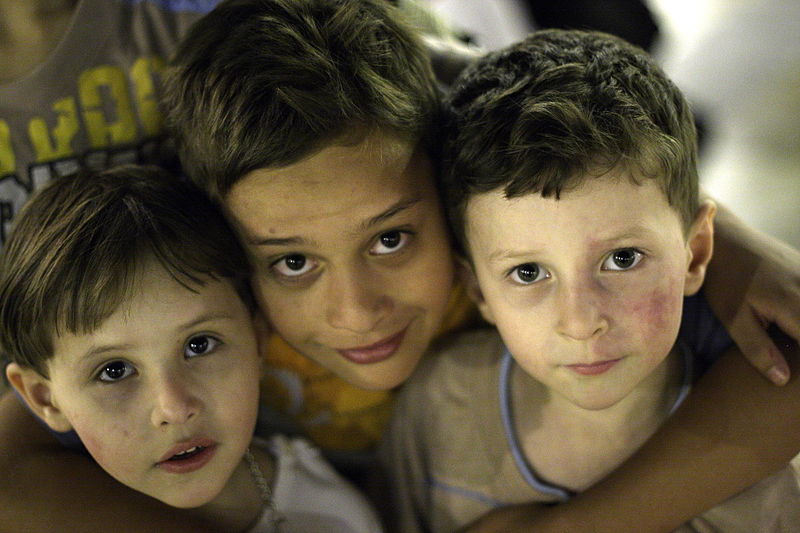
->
[703, 198, 800, 383]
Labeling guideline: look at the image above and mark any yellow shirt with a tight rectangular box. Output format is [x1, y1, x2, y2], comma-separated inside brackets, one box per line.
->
[259, 282, 480, 451]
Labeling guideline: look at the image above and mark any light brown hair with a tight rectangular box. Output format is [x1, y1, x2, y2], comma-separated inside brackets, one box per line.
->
[164, 0, 440, 199]
[0, 166, 253, 376]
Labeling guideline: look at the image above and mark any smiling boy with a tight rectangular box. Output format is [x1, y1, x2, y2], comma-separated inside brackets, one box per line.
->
[385, 29, 800, 532]
[225, 135, 453, 392]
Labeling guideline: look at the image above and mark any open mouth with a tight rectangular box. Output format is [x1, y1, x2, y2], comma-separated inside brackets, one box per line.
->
[167, 446, 206, 461]
[157, 442, 217, 474]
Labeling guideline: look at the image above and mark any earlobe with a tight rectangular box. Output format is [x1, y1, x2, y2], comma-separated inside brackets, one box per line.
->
[5, 363, 73, 433]
[457, 257, 496, 324]
[684, 200, 717, 296]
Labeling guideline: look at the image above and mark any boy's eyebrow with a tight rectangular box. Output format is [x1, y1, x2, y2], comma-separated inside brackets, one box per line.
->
[486, 246, 546, 264]
[251, 235, 307, 247]
[485, 225, 662, 264]
[77, 313, 236, 362]
[358, 196, 422, 232]
[178, 313, 236, 332]
[251, 196, 423, 247]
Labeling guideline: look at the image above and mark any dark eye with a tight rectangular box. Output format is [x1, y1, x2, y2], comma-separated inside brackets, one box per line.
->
[370, 230, 412, 255]
[603, 248, 643, 271]
[285, 255, 306, 270]
[271, 254, 317, 278]
[509, 263, 549, 285]
[184, 335, 220, 358]
[97, 361, 135, 382]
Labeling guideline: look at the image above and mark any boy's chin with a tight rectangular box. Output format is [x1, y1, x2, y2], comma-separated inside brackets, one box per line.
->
[557, 385, 632, 411]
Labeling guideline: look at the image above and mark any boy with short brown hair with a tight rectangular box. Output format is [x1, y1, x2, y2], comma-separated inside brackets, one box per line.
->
[385, 29, 800, 532]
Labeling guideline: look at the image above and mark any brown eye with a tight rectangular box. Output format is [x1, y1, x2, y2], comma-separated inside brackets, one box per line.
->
[184, 335, 220, 358]
[284, 254, 306, 271]
[98, 361, 135, 382]
[370, 230, 412, 255]
[602, 248, 643, 271]
[271, 254, 317, 278]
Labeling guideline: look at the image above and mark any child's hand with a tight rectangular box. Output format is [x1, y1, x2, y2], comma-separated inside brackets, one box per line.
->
[704, 204, 800, 385]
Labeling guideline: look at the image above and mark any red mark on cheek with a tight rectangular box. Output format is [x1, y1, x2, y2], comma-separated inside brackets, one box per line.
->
[630, 286, 682, 335]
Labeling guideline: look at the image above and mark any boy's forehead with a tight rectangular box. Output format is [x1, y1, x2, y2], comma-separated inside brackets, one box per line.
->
[223, 131, 436, 236]
[464, 175, 682, 255]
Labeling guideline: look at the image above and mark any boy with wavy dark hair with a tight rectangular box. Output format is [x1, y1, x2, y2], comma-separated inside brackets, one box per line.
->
[386, 29, 800, 533]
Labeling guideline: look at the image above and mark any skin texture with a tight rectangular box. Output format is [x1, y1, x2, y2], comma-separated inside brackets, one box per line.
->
[7, 263, 264, 522]
[225, 130, 454, 391]
[464, 172, 713, 411]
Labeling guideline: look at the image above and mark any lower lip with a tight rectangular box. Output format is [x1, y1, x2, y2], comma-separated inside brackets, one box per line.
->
[566, 359, 621, 376]
[337, 328, 408, 365]
[156, 445, 217, 474]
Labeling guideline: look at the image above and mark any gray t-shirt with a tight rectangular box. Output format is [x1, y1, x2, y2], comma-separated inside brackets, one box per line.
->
[0, 0, 217, 247]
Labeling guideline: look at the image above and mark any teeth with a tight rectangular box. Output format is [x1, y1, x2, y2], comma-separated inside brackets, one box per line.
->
[173, 446, 203, 458]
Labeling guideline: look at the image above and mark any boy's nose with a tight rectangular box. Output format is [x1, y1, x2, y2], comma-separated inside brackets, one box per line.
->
[324, 268, 393, 334]
[555, 282, 608, 340]
[150, 374, 202, 427]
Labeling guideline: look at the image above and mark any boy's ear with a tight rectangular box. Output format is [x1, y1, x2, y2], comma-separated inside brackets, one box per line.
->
[684, 200, 717, 296]
[5, 363, 73, 433]
[457, 257, 496, 325]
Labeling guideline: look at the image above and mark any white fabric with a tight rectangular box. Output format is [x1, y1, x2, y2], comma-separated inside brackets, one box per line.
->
[249, 436, 384, 533]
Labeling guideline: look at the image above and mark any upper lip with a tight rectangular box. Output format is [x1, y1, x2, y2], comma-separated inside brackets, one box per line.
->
[157, 437, 216, 464]
[566, 358, 622, 367]
[337, 327, 408, 352]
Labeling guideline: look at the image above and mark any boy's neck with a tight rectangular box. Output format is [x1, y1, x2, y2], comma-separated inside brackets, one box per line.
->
[0, 0, 78, 83]
[512, 345, 684, 492]
[189, 446, 276, 530]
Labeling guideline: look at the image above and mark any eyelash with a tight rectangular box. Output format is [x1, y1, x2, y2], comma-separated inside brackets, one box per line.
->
[369, 229, 414, 256]
[601, 248, 644, 271]
[269, 229, 415, 281]
[507, 263, 550, 285]
[184, 334, 222, 358]
[505, 248, 645, 285]
[95, 360, 136, 383]
[93, 335, 222, 383]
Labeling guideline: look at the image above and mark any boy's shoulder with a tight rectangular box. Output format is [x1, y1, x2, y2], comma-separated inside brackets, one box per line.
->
[402, 327, 506, 401]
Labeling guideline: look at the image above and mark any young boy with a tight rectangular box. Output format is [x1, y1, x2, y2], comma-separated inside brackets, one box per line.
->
[0, 165, 384, 532]
[385, 29, 800, 533]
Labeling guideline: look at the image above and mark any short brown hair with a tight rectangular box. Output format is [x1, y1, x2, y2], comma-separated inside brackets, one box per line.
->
[441, 29, 699, 254]
[164, 0, 440, 199]
[0, 166, 253, 376]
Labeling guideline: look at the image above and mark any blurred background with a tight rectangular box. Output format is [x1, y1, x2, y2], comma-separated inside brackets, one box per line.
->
[423, 0, 800, 249]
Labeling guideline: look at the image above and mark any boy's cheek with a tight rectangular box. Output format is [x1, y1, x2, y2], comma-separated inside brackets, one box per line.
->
[619, 279, 685, 351]
[630, 286, 681, 330]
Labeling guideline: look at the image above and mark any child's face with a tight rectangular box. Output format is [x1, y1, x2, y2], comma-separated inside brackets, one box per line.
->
[224, 130, 454, 390]
[465, 172, 710, 410]
[44, 263, 262, 508]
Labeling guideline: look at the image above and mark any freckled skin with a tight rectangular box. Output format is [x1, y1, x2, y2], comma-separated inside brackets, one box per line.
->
[45, 264, 262, 508]
[636, 287, 682, 335]
[466, 173, 704, 411]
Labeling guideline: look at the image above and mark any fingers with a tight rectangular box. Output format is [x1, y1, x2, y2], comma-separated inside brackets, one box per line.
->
[729, 310, 791, 386]
[768, 292, 800, 348]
